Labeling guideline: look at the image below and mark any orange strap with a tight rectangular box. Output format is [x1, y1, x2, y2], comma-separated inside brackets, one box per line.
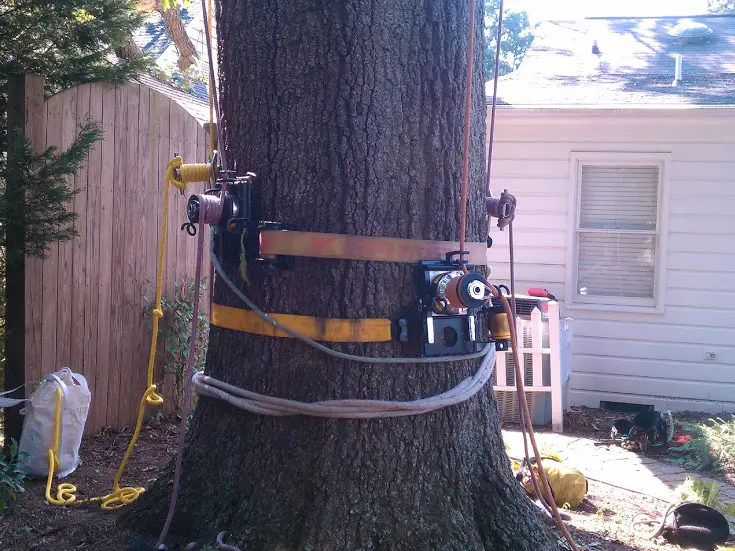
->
[211, 304, 392, 343]
[259, 230, 487, 265]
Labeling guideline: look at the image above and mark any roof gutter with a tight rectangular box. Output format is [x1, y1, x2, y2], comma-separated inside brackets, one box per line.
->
[488, 104, 735, 121]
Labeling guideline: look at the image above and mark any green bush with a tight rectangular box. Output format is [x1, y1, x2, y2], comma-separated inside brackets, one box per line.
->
[144, 279, 209, 417]
[0, 439, 28, 514]
[700, 417, 735, 471]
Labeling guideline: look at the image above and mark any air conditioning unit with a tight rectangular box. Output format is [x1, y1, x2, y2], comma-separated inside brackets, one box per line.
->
[494, 295, 553, 426]
[513, 294, 551, 320]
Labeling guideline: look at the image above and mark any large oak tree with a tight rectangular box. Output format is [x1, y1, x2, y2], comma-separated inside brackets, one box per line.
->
[140, 1, 556, 549]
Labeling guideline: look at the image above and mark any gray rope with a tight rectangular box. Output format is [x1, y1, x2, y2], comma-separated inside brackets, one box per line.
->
[209, 231, 494, 364]
[192, 345, 495, 418]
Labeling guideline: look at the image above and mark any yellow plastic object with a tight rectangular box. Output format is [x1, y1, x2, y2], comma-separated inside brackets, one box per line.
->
[517, 458, 588, 509]
[44, 156, 210, 509]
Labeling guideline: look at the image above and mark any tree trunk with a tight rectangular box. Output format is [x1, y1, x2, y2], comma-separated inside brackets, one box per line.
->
[140, 1, 556, 549]
[115, 37, 142, 61]
[156, 2, 199, 73]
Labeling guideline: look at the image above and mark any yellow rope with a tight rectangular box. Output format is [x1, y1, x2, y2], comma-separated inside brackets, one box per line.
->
[44, 156, 211, 509]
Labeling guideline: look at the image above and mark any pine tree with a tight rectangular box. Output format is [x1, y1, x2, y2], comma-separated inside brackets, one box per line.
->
[0, 0, 150, 160]
[3, 121, 102, 260]
[1, 0, 150, 442]
[0, 0, 151, 257]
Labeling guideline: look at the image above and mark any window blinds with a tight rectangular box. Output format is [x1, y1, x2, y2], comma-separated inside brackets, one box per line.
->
[577, 165, 659, 300]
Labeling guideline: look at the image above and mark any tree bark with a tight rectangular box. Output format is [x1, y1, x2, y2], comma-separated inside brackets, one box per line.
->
[115, 38, 142, 61]
[139, 1, 556, 549]
[156, 2, 199, 73]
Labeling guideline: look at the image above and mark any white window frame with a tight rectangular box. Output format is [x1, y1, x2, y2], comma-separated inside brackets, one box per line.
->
[565, 151, 670, 313]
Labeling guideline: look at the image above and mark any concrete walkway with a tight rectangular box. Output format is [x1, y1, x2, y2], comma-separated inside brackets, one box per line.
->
[502, 430, 735, 504]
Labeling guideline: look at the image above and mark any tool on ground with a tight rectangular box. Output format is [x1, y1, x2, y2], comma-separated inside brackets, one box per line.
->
[596, 410, 673, 453]
[633, 502, 730, 549]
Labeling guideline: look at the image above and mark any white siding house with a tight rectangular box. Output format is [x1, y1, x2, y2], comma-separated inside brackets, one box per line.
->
[487, 15, 735, 413]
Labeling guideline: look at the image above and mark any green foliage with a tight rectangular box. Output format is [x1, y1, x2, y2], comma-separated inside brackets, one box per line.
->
[0, 0, 150, 184]
[151, 59, 208, 97]
[2, 121, 102, 261]
[160, 0, 192, 11]
[677, 476, 735, 520]
[666, 418, 735, 474]
[0, 1, 149, 94]
[144, 279, 209, 416]
[0, 439, 28, 513]
[539, 442, 563, 463]
[484, 0, 536, 79]
[700, 417, 735, 469]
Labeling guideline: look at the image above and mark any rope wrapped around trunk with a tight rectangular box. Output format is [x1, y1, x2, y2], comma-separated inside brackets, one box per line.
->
[192, 347, 496, 418]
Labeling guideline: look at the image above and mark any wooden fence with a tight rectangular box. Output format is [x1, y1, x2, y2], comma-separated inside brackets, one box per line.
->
[493, 302, 573, 433]
[7, 75, 211, 436]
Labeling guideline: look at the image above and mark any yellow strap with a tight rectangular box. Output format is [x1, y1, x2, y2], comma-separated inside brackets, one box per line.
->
[211, 304, 393, 343]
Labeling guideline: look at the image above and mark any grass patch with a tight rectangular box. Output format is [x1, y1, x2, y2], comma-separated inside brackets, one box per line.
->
[700, 417, 735, 471]
[666, 417, 735, 476]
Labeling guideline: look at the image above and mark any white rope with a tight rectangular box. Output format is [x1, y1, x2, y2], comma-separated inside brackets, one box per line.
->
[192, 346, 496, 418]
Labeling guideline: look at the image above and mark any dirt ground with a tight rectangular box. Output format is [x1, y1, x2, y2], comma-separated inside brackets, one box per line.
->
[0, 421, 180, 551]
[0, 410, 733, 551]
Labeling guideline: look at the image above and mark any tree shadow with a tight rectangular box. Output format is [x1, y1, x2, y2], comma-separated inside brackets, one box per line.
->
[603, 15, 735, 75]
[496, 15, 735, 104]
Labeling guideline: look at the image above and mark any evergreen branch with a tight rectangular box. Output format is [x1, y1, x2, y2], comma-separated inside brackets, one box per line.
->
[2, 119, 102, 259]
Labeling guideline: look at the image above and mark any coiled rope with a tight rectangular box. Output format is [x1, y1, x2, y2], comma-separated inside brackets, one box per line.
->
[44, 157, 211, 510]
[192, 350, 496, 418]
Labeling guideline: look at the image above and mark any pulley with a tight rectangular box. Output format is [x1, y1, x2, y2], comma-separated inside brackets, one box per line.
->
[398, 251, 496, 357]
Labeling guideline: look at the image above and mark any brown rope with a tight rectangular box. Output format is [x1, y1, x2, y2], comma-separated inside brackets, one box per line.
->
[459, 0, 477, 272]
[500, 289, 580, 551]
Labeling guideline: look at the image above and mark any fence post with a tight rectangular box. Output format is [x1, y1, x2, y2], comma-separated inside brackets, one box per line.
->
[548, 301, 563, 433]
[5, 74, 45, 446]
[531, 307, 543, 388]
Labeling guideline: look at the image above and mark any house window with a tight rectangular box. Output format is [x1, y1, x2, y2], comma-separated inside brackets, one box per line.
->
[568, 153, 669, 310]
